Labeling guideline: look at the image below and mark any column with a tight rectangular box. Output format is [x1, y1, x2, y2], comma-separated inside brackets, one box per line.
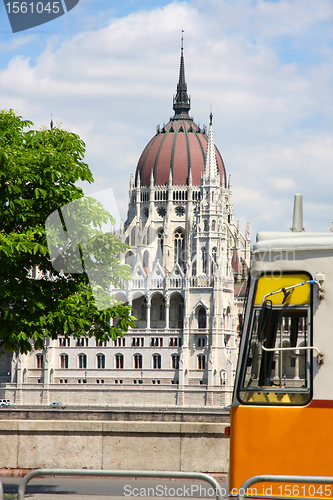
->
[147, 300, 151, 329]
[165, 300, 170, 330]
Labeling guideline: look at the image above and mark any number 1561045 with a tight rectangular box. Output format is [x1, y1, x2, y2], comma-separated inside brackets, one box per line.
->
[5, 2, 60, 14]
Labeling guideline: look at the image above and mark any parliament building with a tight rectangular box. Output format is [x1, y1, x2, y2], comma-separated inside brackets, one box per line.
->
[0, 45, 250, 407]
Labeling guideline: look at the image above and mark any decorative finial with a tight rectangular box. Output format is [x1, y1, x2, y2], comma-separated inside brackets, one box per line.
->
[50, 114, 53, 130]
[209, 108, 213, 125]
[173, 32, 191, 118]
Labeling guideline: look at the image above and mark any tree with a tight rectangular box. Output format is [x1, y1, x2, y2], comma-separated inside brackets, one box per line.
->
[0, 110, 135, 354]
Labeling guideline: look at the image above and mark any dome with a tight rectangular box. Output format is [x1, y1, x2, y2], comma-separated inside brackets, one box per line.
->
[136, 118, 226, 187]
[135, 43, 226, 188]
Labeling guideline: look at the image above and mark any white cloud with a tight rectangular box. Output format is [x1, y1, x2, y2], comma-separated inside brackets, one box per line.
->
[0, 0, 332, 239]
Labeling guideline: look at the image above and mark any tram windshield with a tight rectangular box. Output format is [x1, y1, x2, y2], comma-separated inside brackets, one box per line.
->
[238, 273, 312, 405]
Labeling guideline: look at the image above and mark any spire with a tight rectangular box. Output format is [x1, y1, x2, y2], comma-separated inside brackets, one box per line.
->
[188, 164, 192, 186]
[246, 223, 250, 241]
[168, 168, 173, 186]
[173, 32, 191, 118]
[203, 112, 219, 181]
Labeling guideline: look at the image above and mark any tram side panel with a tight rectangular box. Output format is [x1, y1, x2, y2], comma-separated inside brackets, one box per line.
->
[229, 252, 333, 497]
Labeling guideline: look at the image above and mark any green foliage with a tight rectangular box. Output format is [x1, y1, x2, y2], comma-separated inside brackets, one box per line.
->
[0, 110, 136, 354]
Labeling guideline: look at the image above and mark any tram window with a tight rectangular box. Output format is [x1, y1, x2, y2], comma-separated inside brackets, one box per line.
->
[238, 272, 313, 406]
[240, 307, 311, 404]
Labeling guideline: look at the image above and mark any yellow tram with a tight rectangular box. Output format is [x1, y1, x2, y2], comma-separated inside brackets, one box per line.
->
[229, 195, 333, 498]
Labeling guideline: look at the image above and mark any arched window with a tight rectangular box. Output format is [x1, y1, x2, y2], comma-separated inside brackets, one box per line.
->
[198, 354, 205, 370]
[171, 354, 180, 370]
[174, 229, 185, 268]
[134, 354, 142, 369]
[115, 353, 124, 369]
[212, 220, 216, 231]
[153, 354, 161, 369]
[157, 229, 164, 257]
[36, 354, 43, 369]
[131, 227, 136, 246]
[211, 247, 217, 274]
[97, 353, 105, 369]
[143, 250, 149, 269]
[221, 370, 227, 386]
[212, 247, 217, 263]
[78, 354, 87, 369]
[201, 247, 207, 274]
[60, 354, 69, 369]
[150, 293, 165, 328]
[198, 308, 207, 329]
[125, 251, 135, 269]
[204, 220, 208, 232]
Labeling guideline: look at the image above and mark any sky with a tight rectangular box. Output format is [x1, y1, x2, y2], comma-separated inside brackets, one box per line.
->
[0, 0, 332, 243]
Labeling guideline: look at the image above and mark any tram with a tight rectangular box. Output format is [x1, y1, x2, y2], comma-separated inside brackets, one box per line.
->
[229, 195, 333, 498]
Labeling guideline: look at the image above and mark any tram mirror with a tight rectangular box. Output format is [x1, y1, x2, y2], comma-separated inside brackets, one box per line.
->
[257, 299, 273, 342]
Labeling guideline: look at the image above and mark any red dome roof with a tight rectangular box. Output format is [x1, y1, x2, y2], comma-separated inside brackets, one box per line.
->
[135, 43, 226, 188]
[136, 118, 226, 188]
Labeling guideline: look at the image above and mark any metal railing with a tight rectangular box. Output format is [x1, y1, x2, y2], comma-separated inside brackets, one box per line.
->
[17, 468, 223, 500]
[237, 474, 333, 500]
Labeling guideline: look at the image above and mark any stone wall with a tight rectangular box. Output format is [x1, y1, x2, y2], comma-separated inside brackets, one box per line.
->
[1, 384, 233, 407]
[0, 420, 230, 473]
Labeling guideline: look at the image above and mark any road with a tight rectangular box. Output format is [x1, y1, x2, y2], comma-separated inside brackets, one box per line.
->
[1, 475, 229, 499]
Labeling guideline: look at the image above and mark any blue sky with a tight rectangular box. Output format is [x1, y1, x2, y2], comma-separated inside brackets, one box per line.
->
[0, 0, 332, 239]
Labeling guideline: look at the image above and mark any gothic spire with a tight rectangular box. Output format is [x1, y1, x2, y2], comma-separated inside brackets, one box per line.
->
[173, 32, 191, 118]
[204, 112, 219, 182]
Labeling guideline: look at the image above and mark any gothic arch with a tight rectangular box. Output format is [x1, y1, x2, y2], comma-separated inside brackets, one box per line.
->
[157, 227, 164, 259]
[174, 227, 185, 269]
[131, 227, 136, 246]
[143, 250, 149, 269]
[125, 251, 135, 269]
[132, 293, 147, 328]
[150, 292, 166, 328]
[198, 307, 207, 329]
[193, 302, 208, 330]
[201, 246, 207, 274]
[169, 292, 184, 329]
[114, 292, 127, 304]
